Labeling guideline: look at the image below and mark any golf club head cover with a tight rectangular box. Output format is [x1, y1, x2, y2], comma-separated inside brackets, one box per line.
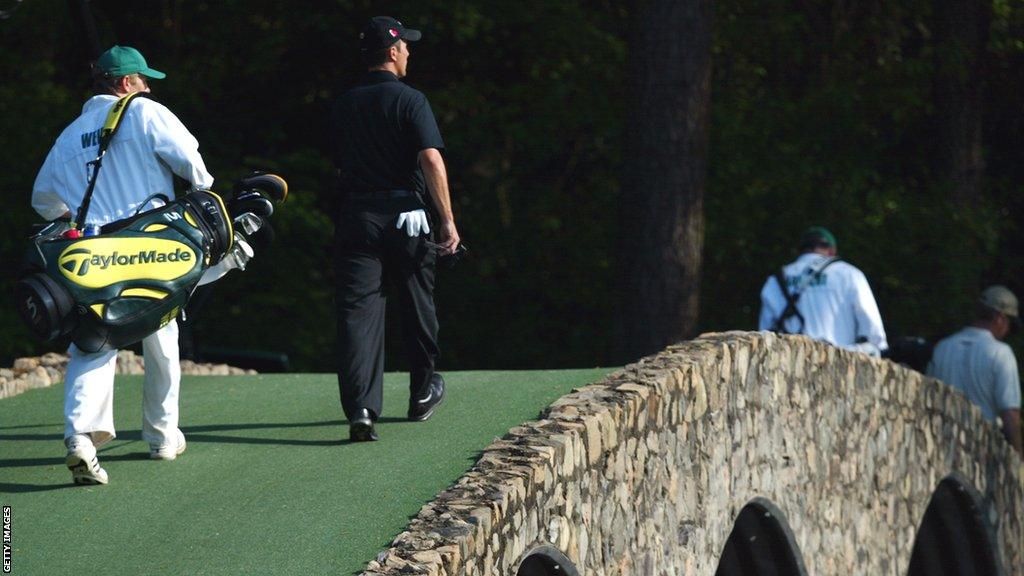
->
[233, 171, 288, 203]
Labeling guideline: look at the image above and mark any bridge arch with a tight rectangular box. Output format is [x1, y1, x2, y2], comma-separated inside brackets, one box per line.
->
[515, 545, 579, 576]
[908, 474, 1002, 576]
[364, 332, 1024, 575]
[715, 497, 807, 576]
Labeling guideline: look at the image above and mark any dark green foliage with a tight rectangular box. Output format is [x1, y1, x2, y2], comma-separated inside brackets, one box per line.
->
[706, 0, 1022, 351]
[0, 0, 1021, 369]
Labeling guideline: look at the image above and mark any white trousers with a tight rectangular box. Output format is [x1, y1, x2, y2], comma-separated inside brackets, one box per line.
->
[63, 320, 181, 449]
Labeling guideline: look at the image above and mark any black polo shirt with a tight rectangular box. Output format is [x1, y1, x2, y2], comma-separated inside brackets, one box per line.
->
[330, 70, 445, 195]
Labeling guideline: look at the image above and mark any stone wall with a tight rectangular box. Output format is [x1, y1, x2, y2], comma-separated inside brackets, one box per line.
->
[0, 351, 255, 400]
[362, 331, 1024, 575]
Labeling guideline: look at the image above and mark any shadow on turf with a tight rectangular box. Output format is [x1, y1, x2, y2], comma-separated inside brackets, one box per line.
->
[0, 423, 65, 441]
[181, 418, 409, 431]
[0, 452, 151, 492]
[0, 452, 149, 469]
[0, 432, 63, 441]
[0, 418, 410, 444]
[0, 482, 79, 493]
[180, 418, 410, 446]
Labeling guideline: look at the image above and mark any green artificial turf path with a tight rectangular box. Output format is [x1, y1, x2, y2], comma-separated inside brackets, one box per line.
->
[0, 369, 610, 576]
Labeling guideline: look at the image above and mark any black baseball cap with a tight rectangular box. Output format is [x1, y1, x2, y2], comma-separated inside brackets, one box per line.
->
[359, 16, 422, 51]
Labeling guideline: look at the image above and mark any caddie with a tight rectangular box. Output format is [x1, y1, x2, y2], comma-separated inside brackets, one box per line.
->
[31, 45, 212, 485]
[758, 226, 888, 356]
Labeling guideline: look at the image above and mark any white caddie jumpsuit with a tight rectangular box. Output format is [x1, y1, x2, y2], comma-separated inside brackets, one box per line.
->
[32, 93, 213, 449]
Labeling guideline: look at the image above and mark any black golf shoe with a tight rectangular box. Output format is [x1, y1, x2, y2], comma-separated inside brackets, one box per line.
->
[349, 408, 379, 442]
[408, 373, 445, 422]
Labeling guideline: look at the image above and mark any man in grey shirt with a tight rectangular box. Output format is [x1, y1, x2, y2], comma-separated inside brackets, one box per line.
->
[928, 285, 1022, 456]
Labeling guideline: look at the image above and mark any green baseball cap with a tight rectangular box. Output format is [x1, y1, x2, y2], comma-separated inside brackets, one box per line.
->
[799, 226, 837, 249]
[96, 45, 166, 79]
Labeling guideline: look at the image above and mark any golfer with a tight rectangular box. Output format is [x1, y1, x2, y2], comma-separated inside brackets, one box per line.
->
[329, 16, 459, 441]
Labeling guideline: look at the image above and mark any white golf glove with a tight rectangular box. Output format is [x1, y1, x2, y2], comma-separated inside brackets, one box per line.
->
[395, 209, 430, 237]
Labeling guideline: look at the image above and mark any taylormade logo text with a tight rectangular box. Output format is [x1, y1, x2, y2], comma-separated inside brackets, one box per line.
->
[100, 249, 190, 267]
[64, 248, 192, 276]
[58, 238, 197, 288]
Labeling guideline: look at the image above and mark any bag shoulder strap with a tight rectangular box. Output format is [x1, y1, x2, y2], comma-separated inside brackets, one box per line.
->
[817, 257, 842, 275]
[73, 92, 147, 229]
[770, 257, 843, 334]
[771, 269, 805, 334]
[99, 93, 143, 146]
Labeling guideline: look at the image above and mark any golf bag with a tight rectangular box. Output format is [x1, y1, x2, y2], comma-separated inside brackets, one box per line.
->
[14, 173, 287, 353]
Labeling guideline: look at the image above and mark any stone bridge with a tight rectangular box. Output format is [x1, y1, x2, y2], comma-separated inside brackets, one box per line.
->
[363, 332, 1024, 575]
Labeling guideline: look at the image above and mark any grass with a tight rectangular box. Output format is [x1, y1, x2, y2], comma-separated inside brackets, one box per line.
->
[0, 369, 611, 576]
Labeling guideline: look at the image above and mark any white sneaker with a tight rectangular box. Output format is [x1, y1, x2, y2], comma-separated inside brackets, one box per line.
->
[65, 435, 109, 486]
[149, 429, 187, 460]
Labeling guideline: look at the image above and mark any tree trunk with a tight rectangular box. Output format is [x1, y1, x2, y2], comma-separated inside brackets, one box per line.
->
[614, 0, 712, 363]
[933, 0, 989, 205]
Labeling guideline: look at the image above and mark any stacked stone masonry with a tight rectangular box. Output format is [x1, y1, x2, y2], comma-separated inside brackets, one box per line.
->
[0, 351, 255, 400]
[363, 331, 1024, 575]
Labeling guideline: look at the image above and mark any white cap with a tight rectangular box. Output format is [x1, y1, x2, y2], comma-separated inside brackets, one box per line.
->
[980, 285, 1018, 318]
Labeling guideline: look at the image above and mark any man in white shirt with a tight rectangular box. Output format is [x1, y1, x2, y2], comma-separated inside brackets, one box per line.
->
[759, 227, 888, 356]
[928, 286, 1022, 456]
[32, 45, 213, 485]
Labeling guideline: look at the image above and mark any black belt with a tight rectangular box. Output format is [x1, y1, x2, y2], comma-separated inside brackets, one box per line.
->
[346, 189, 416, 201]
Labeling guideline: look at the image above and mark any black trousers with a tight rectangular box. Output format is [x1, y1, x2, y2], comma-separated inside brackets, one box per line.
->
[334, 198, 439, 422]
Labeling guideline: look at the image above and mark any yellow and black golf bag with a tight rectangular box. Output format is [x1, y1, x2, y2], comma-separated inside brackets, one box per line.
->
[15, 173, 287, 353]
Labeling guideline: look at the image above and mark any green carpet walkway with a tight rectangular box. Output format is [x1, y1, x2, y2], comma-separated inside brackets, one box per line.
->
[0, 369, 610, 576]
